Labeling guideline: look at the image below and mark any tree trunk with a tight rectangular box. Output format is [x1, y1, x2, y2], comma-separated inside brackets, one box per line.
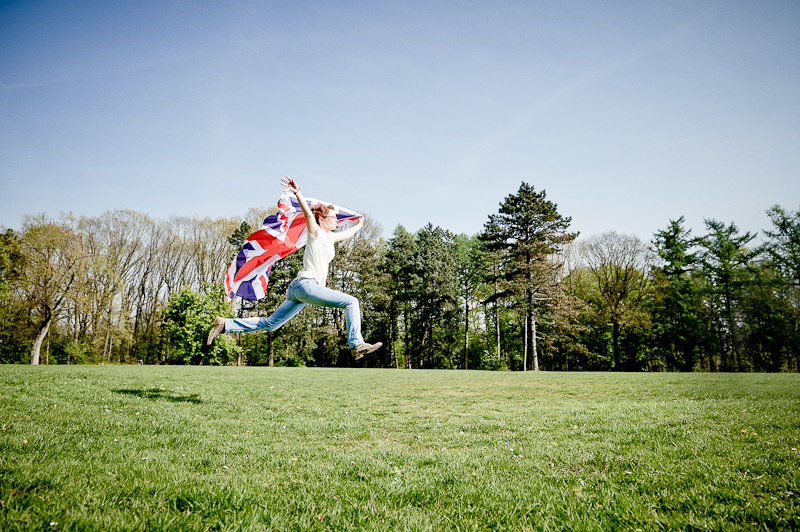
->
[612, 320, 621, 370]
[268, 331, 274, 367]
[386, 311, 397, 367]
[103, 322, 111, 362]
[716, 320, 727, 371]
[464, 298, 469, 370]
[404, 303, 411, 369]
[724, 293, 745, 372]
[494, 279, 501, 359]
[531, 307, 539, 371]
[523, 310, 528, 372]
[483, 300, 488, 337]
[31, 314, 52, 365]
[390, 317, 399, 369]
[495, 302, 501, 359]
[420, 325, 428, 369]
[73, 302, 80, 348]
[528, 291, 539, 372]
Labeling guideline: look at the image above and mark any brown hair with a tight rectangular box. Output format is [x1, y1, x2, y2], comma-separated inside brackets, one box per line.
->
[310, 203, 335, 224]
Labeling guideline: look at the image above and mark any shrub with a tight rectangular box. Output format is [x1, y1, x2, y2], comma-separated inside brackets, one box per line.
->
[480, 349, 507, 371]
[160, 285, 241, 365]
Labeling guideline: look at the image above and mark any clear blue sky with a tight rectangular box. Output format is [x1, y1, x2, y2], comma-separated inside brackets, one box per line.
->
[2, 0, 799, 242]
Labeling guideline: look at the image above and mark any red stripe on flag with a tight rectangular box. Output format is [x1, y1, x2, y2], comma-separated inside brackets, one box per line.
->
[283, 215, 308, 247]
[232, 218, 308, 283]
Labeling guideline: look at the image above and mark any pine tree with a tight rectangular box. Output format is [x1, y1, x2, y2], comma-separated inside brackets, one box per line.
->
[383, 225, 418, 368]
[651, 217, 702, 371]
[764, 205, 800, 288]
[409, 224, 459, 369]
[481, 182, 577, 371]
[696, 220, 760, 371]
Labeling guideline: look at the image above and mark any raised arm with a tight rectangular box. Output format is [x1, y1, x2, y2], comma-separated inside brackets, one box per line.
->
[281, 176, 320, 237]
[334, 217, 364, 242]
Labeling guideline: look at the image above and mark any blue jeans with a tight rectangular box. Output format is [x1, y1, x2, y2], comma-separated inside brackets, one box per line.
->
[224, 278, 365, 348]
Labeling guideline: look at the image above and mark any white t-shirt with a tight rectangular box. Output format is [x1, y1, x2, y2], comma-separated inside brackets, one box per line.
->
[297, 229, 336, 287]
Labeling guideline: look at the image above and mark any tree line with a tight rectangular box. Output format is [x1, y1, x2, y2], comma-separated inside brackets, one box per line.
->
[1, 183, 798, 371]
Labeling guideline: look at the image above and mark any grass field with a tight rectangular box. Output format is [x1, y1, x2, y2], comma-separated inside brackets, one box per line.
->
[1, 366, 798, 531]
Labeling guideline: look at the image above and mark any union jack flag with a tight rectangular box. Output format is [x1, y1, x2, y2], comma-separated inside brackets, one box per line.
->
[224, 192, 362, 301]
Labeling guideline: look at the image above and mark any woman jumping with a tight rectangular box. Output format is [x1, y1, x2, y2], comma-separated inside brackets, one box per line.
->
[206, 176, 382, 359]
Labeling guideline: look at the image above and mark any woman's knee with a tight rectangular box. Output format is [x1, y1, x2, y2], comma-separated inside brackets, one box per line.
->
[255, 316, 283, 332]
[345, 295, 360, 310]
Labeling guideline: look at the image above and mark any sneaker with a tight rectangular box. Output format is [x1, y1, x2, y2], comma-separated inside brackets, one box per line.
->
[351, 342, 382, 360]
[206, 316, 226, 345]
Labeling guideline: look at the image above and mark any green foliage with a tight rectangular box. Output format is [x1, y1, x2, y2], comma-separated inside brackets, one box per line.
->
[63, 339, 93, 365]
[0, 299, 32, 364]
[740, 262, 796, 371]
[379, 224, 462, 369]
[479, 349, 507, 371]
[160, 285, 241, 365]
[227, 220, 252, 251]
[763, 204, 800, 286]
[0, 230, 31, 363]
[276, 351, 307, 367]
[0, 237, 9, 302]
[409, 224, 459, 368]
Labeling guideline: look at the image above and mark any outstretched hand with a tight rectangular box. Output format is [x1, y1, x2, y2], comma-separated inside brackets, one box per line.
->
[281, 176, 300, 194]
[333, 216, 364, 242]
[282, 175, 316, 235]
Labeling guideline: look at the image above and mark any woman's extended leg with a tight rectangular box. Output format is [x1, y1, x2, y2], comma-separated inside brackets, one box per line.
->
[208, 278, 380, 357]
[223, 298, 306, 334]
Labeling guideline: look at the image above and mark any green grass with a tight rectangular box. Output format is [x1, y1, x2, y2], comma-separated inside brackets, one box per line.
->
[1, 366, 798, 531]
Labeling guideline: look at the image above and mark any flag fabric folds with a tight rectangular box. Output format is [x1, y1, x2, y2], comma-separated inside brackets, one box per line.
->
[224, 192, 362, 301]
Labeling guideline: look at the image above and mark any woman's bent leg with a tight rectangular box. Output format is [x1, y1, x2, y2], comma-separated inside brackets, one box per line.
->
[290, 279, 364, 348]
[224, 298, 305, 333]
